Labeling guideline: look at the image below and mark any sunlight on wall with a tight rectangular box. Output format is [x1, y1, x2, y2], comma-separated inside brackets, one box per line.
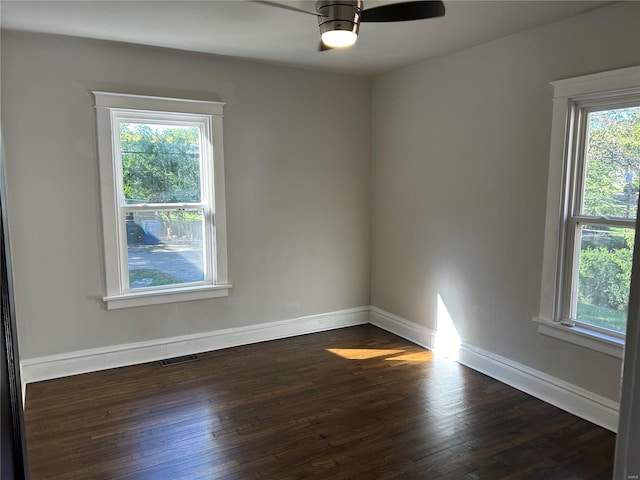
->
[434, 293, 461, 361]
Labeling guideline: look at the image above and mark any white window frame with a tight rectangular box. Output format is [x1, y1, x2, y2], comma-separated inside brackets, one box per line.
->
[536, 66, 640, 358]
[94, 92, 231, 310]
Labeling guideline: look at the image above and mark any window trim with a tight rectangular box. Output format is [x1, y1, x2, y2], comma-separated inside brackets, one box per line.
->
[537, 66, 640, 357]
[94, 92, 230, 310]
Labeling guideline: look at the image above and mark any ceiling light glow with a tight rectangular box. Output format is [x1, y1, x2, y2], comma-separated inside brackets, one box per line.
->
[321, 29, 358, 48]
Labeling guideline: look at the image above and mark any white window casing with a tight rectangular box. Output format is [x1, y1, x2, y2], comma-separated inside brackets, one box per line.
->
[94, 92, 231, 310]
[536, 66, 640, 358]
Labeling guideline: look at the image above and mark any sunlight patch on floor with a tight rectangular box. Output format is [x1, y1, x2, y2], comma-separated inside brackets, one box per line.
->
[385, 351, 433, 362]
[326, 348, 433, 363]
[326, 348, 404, 360]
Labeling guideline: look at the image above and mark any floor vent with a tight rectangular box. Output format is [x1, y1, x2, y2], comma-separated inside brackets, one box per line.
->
[159, 354, 199, 367]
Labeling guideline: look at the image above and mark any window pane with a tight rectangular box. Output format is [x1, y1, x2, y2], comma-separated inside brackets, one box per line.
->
[125, 210, 205, 289]
[581, 106, 640, 219]
[120, 122, 202, 204]
[575, 224, 633, 334]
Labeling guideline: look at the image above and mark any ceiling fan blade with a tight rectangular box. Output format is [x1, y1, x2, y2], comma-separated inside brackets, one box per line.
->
[360, 1, 445, 22]
[253, 1, 325, 17]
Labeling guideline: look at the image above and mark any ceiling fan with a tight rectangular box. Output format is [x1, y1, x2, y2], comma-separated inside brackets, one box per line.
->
[255, 1, 445, 51]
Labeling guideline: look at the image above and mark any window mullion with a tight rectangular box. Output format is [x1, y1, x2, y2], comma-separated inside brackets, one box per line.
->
[571, 108, 589, 218]
[559, 106, 586, 322]
[122, 203, 207, 212]
[200, 117, 215, 284]
[571, 215, 636, 229]
[564, 217, 581, 321]
[112, 120, 130, 292]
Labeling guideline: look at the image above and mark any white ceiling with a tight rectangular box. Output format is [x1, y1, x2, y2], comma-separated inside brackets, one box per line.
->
[1, 0, 614, 75]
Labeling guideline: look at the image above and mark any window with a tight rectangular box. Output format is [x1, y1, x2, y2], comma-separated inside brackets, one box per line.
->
[562, 101, 640, 336]
[565, 103, 640, 336]
[94, 92, 230, 309]
[537, 66, 640, 357]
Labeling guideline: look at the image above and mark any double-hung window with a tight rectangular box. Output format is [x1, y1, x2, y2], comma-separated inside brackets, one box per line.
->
[537, 66, 640, 357]
[94, 92, 230, 309]
[564, 100, 640, 335]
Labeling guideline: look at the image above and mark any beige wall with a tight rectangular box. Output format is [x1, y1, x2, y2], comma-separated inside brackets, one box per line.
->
[1, 32, 372, 359]
[370, 1, 640, 401]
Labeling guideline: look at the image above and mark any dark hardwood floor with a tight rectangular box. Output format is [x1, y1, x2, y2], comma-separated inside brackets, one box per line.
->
[24, 325, 615, 479]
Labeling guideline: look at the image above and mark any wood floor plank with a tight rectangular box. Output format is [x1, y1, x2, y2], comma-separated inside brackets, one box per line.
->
[24, 325, 615, 479]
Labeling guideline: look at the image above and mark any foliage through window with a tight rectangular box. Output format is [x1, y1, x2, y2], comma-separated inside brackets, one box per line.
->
[120, 123, 202, 204]
[94, 93, 229, 309]
[119, 122, 207, 289]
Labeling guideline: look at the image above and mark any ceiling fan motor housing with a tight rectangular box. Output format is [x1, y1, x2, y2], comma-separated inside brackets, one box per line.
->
[316, 0, 363, 38]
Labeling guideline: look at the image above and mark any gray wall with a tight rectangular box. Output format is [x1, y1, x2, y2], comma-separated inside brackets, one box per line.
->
[370, 1, 640, 401]
[1, 32, 372, 359]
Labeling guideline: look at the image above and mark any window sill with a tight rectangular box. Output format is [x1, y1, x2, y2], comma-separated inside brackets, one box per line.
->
[104, 284, 232, 310]
[533, 317, 624, 359]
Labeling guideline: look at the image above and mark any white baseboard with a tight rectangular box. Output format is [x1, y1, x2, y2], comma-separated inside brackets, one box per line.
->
[21, 304, 620, 433]
[21, 306, 369, 385]
[458, 343, 619, 432]
[369, 307, 437, 349]
[370, 307, 619, 432]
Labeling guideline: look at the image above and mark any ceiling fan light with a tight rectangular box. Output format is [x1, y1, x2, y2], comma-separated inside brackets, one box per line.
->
[321, 29, 358, 48]
[317, 1, 361, 49]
